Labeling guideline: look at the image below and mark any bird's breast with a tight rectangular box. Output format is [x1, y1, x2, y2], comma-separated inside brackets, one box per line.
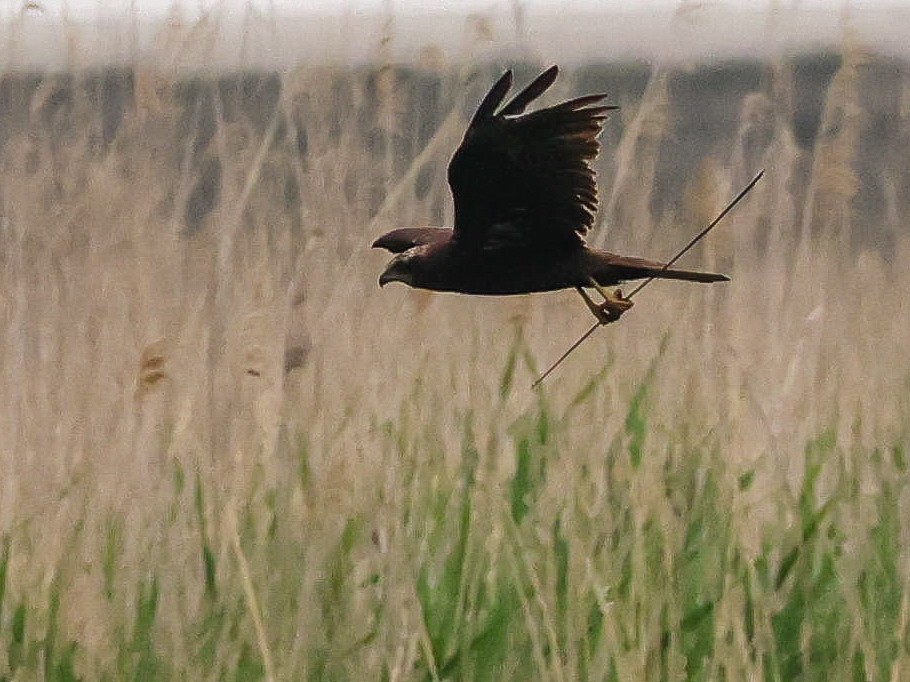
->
[413, 246, 587, 295]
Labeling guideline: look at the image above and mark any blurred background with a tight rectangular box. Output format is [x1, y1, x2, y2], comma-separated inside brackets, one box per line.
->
[0, 2, 909, 680]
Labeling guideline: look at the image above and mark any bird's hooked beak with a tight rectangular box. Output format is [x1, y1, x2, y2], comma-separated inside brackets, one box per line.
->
[378, 254, 413, 288]
[378, 267, 394, 287]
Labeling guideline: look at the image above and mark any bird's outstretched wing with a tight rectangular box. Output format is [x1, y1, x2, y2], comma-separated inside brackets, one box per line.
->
[447, 66, 616, 253]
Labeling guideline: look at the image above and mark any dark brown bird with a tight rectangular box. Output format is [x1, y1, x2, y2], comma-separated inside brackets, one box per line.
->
[373, 66, 728, 324]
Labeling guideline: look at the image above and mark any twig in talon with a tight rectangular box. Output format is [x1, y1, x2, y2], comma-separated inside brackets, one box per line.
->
[532, 169, 765, 388]
[531, 324, 602, 389]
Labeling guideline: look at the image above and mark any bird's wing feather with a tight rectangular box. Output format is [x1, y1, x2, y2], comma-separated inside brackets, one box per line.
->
[498, 66, 559, 116]
[448, 66, 616, 253]
[466, 70, 513, 128]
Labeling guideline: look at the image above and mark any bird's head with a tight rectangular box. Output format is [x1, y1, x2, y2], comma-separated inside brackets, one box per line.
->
[372, 227, 452, 254]
[372, 229, 421, 253]
[378, 247, 426, 288]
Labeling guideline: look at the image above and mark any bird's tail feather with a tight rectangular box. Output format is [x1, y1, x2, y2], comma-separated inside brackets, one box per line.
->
[599, 254, 729, 283]
[636, 267, 729, 283]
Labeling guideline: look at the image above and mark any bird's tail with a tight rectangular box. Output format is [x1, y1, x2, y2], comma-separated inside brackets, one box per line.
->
[597, 254, 729, 283]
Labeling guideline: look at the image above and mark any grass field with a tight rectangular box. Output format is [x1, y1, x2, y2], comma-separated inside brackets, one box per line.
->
[0, 45, 909, 681]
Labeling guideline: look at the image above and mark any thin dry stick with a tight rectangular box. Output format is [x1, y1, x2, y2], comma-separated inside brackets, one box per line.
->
[229, 507, 277, 682]
[532, 169, 765, 388]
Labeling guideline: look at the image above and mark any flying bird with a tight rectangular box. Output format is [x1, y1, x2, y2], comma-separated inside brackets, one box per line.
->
[372, 66, 728, 324]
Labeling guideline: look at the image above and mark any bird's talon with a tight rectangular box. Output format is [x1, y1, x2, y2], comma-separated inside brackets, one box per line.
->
[594, 291, 633, 325]
[577, 284, 633, 325]
[594, 309, 616, 325]
[599, 303, 629, 324]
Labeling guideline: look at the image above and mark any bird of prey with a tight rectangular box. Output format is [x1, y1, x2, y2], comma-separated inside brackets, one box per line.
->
[372, 65, 728, 325]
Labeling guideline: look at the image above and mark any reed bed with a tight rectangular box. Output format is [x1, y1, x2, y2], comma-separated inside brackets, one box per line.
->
[0, 46, 908, 681]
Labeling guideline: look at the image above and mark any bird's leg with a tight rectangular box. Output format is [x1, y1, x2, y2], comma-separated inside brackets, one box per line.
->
[575, 287, 621, 325]
[576, 277, 633, 325]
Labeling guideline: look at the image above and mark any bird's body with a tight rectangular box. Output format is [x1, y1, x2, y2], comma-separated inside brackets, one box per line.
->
[373, 66, 728, 319]
[379, 237, 726, 295]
